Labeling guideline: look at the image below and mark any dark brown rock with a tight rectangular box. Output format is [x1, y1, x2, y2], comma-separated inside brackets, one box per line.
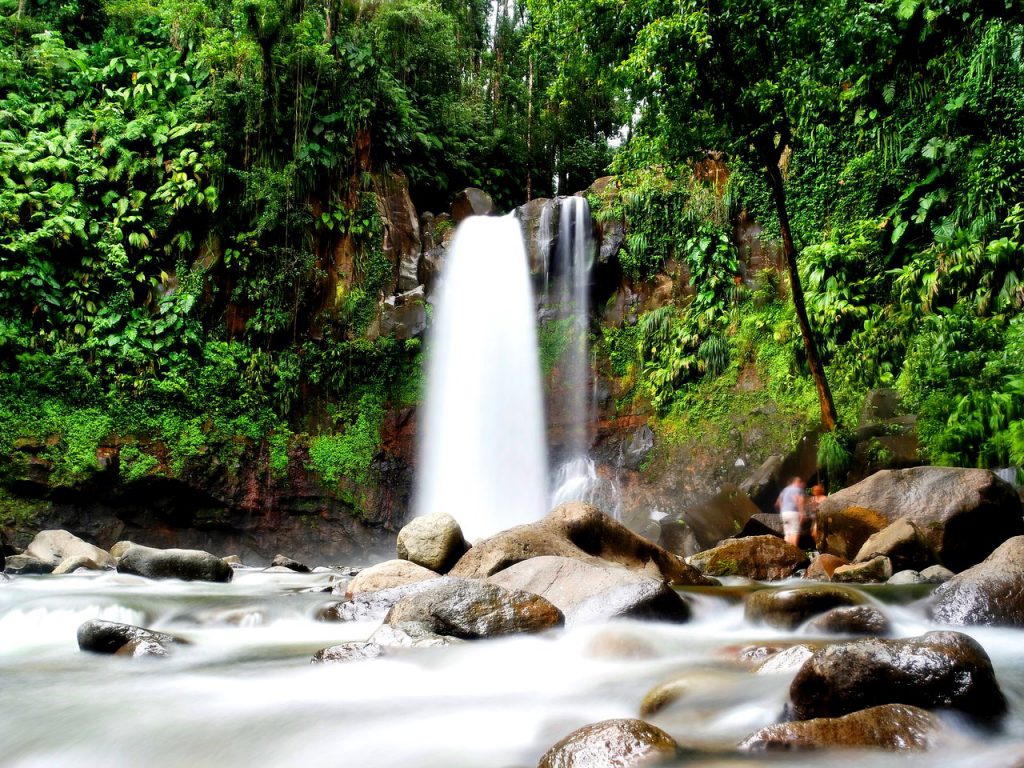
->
[451, 188, 494, 222]
[745, 586, 864, 630]
[117, 544, 233, 582]
[789, 631, 1006, 722]
[385, 578, 564, 639]
[688, 536, 808, 581]
[854, 518, 931, 572]
[804, 553, 849, 581]
[537, 718, 678, 768]
[803, 605, 891, 636]
[78, 619, 188, 656]
[740, 703, 943, 751]
[450, 502, 712, 586]
[816, 467, 1024, 571]
[270, 554, 310, 573]
[930, 536, 1024, 626]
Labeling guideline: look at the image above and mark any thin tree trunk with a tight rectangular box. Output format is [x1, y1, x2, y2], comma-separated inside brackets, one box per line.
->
[526, 54, 533, 201]
[764, 162, 838, 431]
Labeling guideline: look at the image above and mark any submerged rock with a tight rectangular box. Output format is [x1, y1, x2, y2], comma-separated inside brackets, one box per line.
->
[487, 555, 690, 626]
[3, 554, 54, 575]
[688, 535, 808, 581]
[831, 556, 893, 584]
[854, 518, 931, 573]
[270, 554, 310, 573]
[311, 642, 386, 664]
[930, 536, 1024, 626]
[116, 544, 233, 582]
[537, 718, 678, 768]
[789, 631, 1006, 722]
[740, 703, 944, 751]
[317, 578, 446, 622]
[385, 578, 563, 639]
[803, 605, 891, 636]
[816, 467, 1024, 570]
[745, 586, 864, 630]
[757, 645, 817, 675]
[78, 619, 188, 656]
[345, 559, 439, 597]
[52, 555, 106, 574]
[450, 502, 711, 586]
[25, 529, 114, 569]
[396, 512, 468, 573]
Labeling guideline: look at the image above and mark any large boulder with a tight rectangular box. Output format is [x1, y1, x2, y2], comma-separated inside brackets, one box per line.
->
[374, 170, 422, 294]
[396, 512, 468, 573]
[25, 530, 114, 569]
[53, 555, 106, 574]
[345, 559, 439, 597]
[487, 555, 690, 626]
[816, 467, 1024, 571]
[270, 554, 310, 573]
[745, 586, 864, 630]
[789, 631, 1006, 722]
[537, 719, 678, 768]
[451, 188, 494, 222]
[854, 518, 931, 572]
[803, 605, 891, 636]
[116, 544, 233, 583]
[317, 578, 446, 623]
[688, 536, 808, 581]
[4, 554, 54, 575]
[385, 578, 563, 639]
[930, 536, 1024, 626]
[740, 704, 943, 751]
[450, 502, 711, 586]
[77, 619, 189, 657]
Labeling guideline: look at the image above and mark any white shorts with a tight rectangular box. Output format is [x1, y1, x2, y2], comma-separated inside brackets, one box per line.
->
[781, 511, 801, 537]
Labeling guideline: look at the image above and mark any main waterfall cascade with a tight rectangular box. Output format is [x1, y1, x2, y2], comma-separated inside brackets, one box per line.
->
[543, 196, 623, 519]
[413, 215, 548, 541]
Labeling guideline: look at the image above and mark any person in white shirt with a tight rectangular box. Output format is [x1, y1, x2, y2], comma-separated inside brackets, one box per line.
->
[775, 477, 806, 547]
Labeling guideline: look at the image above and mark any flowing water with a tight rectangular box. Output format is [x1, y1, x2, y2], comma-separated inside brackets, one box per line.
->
[414, 215, 548, 541]
[3, 572, 1024, 767]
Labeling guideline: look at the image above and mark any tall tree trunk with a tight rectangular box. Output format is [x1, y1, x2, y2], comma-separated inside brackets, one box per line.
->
[764, 161, 838, 431]
[526, 54, 533, 201]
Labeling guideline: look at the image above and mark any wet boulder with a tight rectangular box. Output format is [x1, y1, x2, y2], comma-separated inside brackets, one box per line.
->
[25, 530, 114, 569]
[451, 188, 494, 222]
[889, 570, 927, 585]
[789, 631, 1006, 722]
[487, 555, 690, 626]
[803, 605, 891, 636]
[396, 512, 468, 573]
[450, 502, 712, 586]
[316, 578, 446, 623]
[78, 619, 188, 657]
[116, 544, 233, 583]
[740, 703, 943, 751]
[270, 554, 310, 573]
[537, 718, 678, 768]
[922, 565, 955, 584]
[831, 556, 893, 584]
[345, 559, 439, 597]
[804, 553, 849, 581]
[854, 518, 931, 573]
[385, 578, 563, 639]
[930, 536, 1024, 626]
[688, 535, 808, 581]
[3, 554, 54, 575]
[53, 555, 106, 574]
[745, 586, 864, 630]
[311, 642, 386, 664]
[816, 467, 1024, 571]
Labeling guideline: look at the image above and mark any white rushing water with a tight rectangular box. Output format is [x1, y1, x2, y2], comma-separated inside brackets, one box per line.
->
[414, 215, 548, 540]
[3, 573, 1024, 767]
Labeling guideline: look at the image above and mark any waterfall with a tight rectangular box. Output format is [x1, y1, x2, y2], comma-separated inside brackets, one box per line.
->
[546, 197, 622, 518]
[414, 215, 548, 541]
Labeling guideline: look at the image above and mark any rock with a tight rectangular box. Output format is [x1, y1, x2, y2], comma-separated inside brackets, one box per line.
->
[316, 578, 446, 623]
[3, 554, 53, 574]
[369, 623, 463, 649]
[688, 536, 808, 581]
[739, 456, 785, 510]
[757, 645, 817, 674]
[930, 536, 1024, 626]
[816, 467, 1024, 570]
[889, 570, 926, 585]
[385, 578, 563, 639]
[740, 703, 944, 751]
[585, 631, 659, 661]
[270, 554, 310, 573]
[222, 555, 243, 565]
[110, 540, 134, 559]
[684, 484, 760, 549]
[736, 513, 784, 539]
[537, 718, 678, 768]
[77, 619, 188, 656]
[345, 559, 439, 597]
[831, 556, 893, 584]
[369, 286, 428, 341]
[487, 556, 690, 626]
[53, 555, 106, 574]
[803, 606, 891, 636]
[116, 544, 233, 583]
[804, 553, 849, 581]
[396, 512, 468, 573]
[374, 170, 422, 293]
[25, 529, 114, 569]
[745, 586, 864, 630]
[450, 502, 711, 586]
[789, 631, 1006, 722]
[451, 188, 494, 222]
[639, 679, 690, 717]
[854, 518, 931, 572]
[311, 642, 386, 664]
[922, 565, 955, 584]
[586, 177, 626, 265]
